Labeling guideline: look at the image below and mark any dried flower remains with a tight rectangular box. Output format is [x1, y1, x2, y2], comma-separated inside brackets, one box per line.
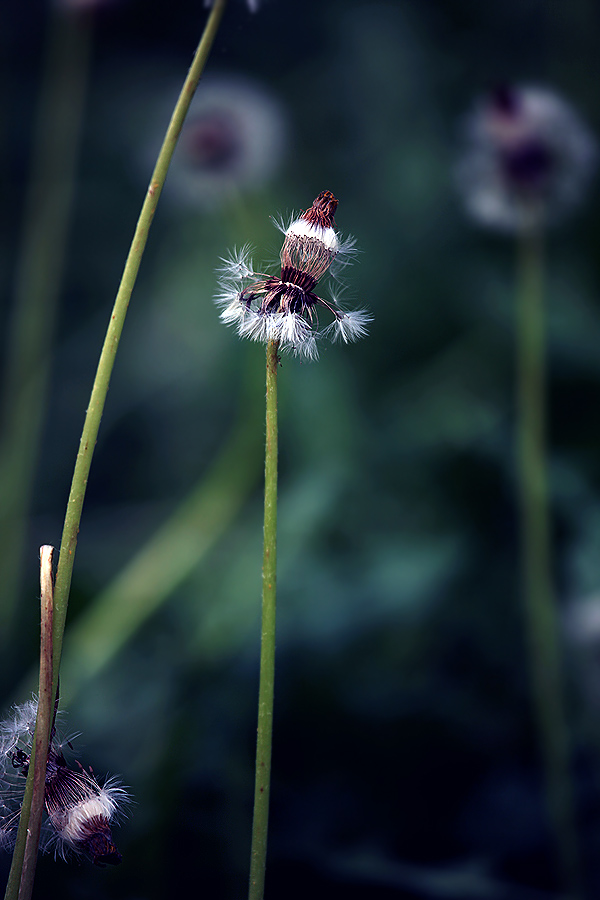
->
[216, 190, 371, 359]
[0, 697, 128, 866]
[456, 84, 596, 232]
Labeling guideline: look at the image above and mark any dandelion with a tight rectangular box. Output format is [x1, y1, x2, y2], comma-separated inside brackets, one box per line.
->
[215, 190, 371, 358]
[215, 191, 371, 900]
[134, 74, 286, 210]
[456, 84, 596, 232]
[455, 84, 593, 896]
[0, 698, 128, 866]
[220, 192, 369, 900]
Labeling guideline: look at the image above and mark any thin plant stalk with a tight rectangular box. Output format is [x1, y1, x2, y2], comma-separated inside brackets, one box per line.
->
[516, 228, 582, 897]
[0, 10, 92, 653]
[249, 339, 279, 900]
[49, 0, 228, 703]
[4, 546, 55, 900]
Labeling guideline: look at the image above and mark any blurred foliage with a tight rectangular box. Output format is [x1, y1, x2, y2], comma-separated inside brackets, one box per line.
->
[2, 0, 600, 897]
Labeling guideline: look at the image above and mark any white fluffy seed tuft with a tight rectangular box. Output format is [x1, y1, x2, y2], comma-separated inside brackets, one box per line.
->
[285, 218, 339, 252]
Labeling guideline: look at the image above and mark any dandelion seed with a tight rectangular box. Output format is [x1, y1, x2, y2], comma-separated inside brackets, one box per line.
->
[456, 84, 596, 232]
[0, 697, 128, 866]
[215, 190, 371, 359]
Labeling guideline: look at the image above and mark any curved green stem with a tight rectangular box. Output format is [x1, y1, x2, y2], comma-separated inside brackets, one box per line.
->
[4, 4, 228, 895]
[516, 229, 582, 897]
[249, 340, 279, 900]
[50, 0, 228, 702]
[4, 5, 228, 896]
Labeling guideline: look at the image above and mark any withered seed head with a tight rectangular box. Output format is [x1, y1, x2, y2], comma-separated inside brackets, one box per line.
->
[215, 191, 370, 359]
[0, 697, 129, 866]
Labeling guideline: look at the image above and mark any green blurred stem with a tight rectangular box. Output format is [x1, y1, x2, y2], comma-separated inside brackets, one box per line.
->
[58, 397, 262, 698]
[516, 228, 582, 897]
[0, 10, 92, 651]
[50, 0, 228, 704]
[249, 340, 279, 900]
[4, 547, 55, 900]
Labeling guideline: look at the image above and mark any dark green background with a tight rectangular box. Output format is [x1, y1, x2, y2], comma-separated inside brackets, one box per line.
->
[2, 0, 600, 897]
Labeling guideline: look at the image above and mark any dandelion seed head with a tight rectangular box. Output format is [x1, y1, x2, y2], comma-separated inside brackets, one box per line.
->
[120, 68, 285, 210]
[214, 191, 370, 359]
[160, 75, 286, 209]
[565, 595, 600, 646]
[46, 774, 128, 865]
[456, 84, 596, 232]
[0, 697, 128, 866]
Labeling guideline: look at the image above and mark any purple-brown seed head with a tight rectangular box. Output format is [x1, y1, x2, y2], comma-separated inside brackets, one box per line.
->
[456, 84, 596, 231]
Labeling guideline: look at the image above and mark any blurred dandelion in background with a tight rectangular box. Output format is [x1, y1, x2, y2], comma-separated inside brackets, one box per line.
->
[455, 81, 597, 899]
[565, 594, 600, 709]
[456, 85, 596, 232]
[136, 74, 287, 210]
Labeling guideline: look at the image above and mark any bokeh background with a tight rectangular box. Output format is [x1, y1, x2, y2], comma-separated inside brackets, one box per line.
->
[2, 0, 600, 897]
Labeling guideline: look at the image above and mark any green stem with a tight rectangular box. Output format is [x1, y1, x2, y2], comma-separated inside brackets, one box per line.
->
[4, 547, 55, 900]
[50, 0, 228, 702]
[249, 340, 279, 900]
[0, 10, 92, 655]
[516, 229, 582, 897]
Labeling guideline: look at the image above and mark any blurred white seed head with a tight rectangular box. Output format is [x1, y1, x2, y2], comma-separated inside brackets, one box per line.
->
[164, 75, 286, 209]
[115, 68, 286, 210]
[215, 191, 371, 359]
[456, 85, 596, 232]
[564, 594, 600, 709]
[565, 594, 600, 646]
[0, 697, 128, 866]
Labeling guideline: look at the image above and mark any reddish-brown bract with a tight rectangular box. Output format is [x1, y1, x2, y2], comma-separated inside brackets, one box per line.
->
[301, 190, 338, 229]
